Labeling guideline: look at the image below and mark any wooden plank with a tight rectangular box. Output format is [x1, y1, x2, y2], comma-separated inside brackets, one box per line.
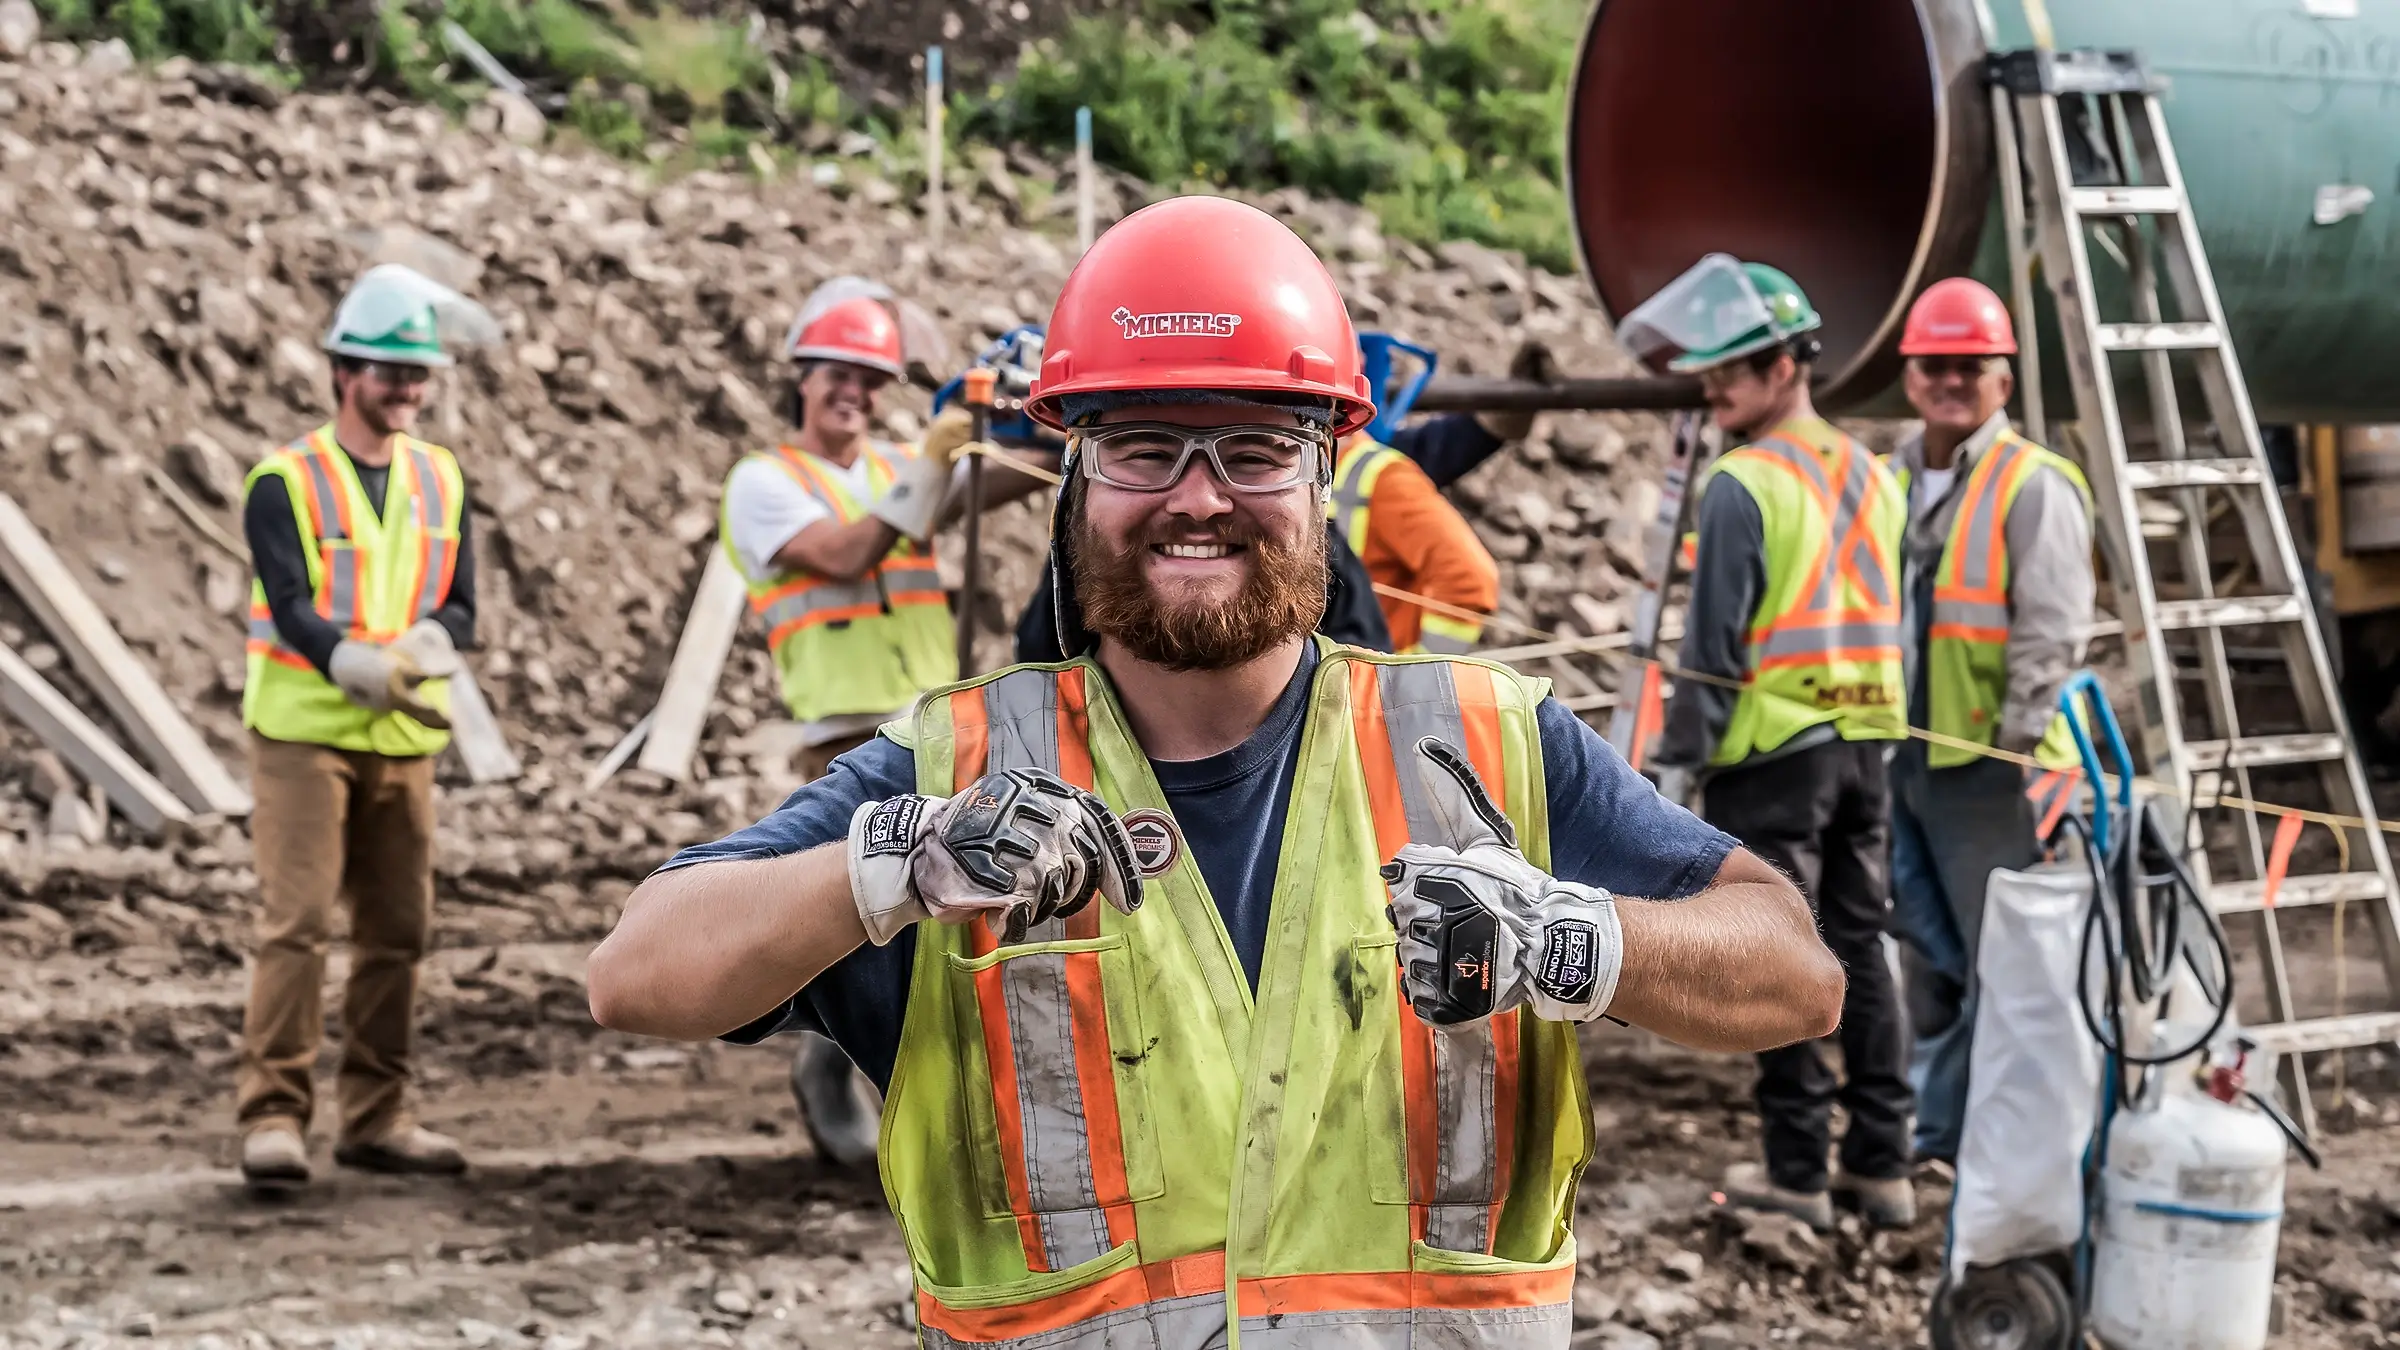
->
[584, 712, 653, 792]
[0, 641, 190, 832]
[442, 661, 521, 784]
[636, 546, 748, 781]
[0, 491, 250, 816]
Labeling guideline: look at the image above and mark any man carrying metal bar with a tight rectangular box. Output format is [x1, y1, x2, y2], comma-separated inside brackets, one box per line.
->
[592, 198, 1843, 1348]
[1631, 255, 1917, 1232]
[1883, 278, 2095, 1167]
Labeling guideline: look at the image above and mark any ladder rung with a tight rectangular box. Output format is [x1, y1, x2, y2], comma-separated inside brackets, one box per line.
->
[2121, 459, 2264, 490]
[2096, 321, 2223, 352]
[2244, 1010, 2400, 1057]
[2211, 871, 2387, 915]
[2185, 733, 2347, 771]
[2156, 595, 2305, 629]
[2070, 185, 2183, 216]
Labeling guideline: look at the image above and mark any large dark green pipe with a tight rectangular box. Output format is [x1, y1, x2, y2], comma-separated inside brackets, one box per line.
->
[1566, 0, 2400, 421]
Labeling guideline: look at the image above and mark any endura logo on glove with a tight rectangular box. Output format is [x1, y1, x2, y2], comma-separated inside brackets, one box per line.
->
[1110, 306, 1242, 340]
[861, 796, 925, 857]
[1535, 919, 1600, 1004]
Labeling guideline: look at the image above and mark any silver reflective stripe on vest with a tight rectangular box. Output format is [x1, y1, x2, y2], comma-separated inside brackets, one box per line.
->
[1948, 440, 2022, 595]
[758, 578, 882, 631]
[1931, 597, 2011, 632]
[1416, 629, 1476, 656]
[298, 451, 346, 540]
[408, 445, 447, 528]
[997, 949, 1114, 1272]
[918, 1289, 1229, 1350]
[1373, 661, 1503, 1255]
[973, 669, 1115, 1269]
[1238, 1302, 1571, 1350]
[325, 546, 360, 628]
[247, 617, 280, 644]
[1754, 619, 1906, 662]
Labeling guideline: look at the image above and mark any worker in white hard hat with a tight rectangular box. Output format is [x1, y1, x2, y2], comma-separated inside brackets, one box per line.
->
[235, 264, 493, 1190]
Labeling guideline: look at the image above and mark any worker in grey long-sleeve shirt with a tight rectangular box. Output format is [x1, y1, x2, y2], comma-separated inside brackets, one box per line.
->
[1636, 258, 1917, 1233]
[1882, 278, 2095, 1165]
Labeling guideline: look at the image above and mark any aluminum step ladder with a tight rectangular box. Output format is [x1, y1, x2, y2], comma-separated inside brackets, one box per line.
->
[1992, 47, 2400, 1133]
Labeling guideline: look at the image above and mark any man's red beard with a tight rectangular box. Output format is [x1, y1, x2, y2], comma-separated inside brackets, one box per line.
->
[1070, 503, 1328, 672]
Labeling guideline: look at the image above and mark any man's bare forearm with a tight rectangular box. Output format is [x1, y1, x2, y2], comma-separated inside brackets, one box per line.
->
[1607, 849, 1842, 1052]
[773, 516, 902, 581]
[587, 843, 867, 1041]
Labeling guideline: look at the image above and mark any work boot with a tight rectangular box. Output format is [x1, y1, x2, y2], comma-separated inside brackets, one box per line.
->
[1721, 1162, 1834, 1233]
[1831, 1168, 1918, 1229]
[335, 1123, 468, 1175]
[791, 1033, 878, 1168]
[239, 1122, 311, 1191]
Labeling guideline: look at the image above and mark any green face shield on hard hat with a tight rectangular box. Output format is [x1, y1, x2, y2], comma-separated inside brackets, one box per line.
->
[321, 263, 499, 369]
[1617, 253, 1823, 374]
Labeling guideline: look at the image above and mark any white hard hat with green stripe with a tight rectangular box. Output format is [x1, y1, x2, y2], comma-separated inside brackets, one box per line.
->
[1617, 253, 1824, 374]
[322, 263, 499, 368]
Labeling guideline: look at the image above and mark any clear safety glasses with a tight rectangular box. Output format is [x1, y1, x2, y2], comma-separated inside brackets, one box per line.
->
[1074, 422, 1329, 493]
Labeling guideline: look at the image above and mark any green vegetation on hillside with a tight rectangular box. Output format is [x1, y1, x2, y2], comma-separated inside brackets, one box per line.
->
[25, 0, 1585, 271]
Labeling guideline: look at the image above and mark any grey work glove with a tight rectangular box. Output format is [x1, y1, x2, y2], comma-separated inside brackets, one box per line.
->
[327, 639, 451, 729]
[868, 408, 974, 541]
[1383, 739, 1623, 1025]
[847, 766, 1144, 947]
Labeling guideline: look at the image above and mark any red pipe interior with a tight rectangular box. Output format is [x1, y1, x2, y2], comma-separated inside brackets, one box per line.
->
[1570, 0, 1942, 378]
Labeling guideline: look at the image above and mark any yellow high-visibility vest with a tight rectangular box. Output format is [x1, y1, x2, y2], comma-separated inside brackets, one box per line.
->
[1701, 418, 1907, 767]
[879, 646, 1591, 1347]
[242, 425, 462, 756]
[721, 441, 955, 724]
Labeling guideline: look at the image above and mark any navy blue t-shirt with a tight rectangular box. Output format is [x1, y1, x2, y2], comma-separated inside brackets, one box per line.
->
[658, 646, 1736, 1091]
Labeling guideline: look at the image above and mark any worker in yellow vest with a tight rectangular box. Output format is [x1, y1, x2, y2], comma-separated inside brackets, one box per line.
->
[1629, 256, 1916, 1233]
[591, 198, 1844, 1349]
[719, 281, 978, 1167]
[1328, 430, 1498, 654]
[235, 264, 488, 1190]
[1885, 278, 2094, 1166]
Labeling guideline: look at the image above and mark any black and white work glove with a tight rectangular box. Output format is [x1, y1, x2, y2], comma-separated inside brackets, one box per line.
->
[847, 766, 1144, 946]
[1383, 739, 1623, 1025]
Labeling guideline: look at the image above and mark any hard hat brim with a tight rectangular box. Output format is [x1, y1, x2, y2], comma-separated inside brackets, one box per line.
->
[1026, 367, 1374, 438]
[1900, 337, 2018, 357]
[788, 346, 907, 379]
[322, 337, 454, 368]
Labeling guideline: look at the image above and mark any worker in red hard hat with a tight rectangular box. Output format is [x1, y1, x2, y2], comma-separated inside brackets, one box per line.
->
[1885, 276, 2096, 1167]
[592, 195, 1842, 1348]
[715, 279, 988, 1168]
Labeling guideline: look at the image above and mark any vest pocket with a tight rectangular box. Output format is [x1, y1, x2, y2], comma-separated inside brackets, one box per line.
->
[914, 1239, 1146, 1346]
[945, 934, 1165, 1275]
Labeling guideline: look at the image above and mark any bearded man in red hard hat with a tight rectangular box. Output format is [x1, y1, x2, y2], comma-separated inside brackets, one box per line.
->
[592, 197, 1842, 1348]
[1884, 277, 2096, 1166]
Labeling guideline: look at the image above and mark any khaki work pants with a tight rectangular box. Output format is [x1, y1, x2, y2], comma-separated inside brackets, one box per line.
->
[236, 732, 438, 1144]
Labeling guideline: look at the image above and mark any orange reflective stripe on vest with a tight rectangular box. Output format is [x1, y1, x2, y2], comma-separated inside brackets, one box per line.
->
[949, 667, 1138, 1274]
[1349, 658, 1520, 1256]
[1931, 435, 2041, 644]
[1741, 435, 1903, 669]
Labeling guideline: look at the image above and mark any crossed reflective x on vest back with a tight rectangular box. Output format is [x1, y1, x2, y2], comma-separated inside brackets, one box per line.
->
[1930, 432, 2043, 644]
[1735, 433, 1900, 671]
[269, 427, 457, 642]
[937, 658, 1529, 1280]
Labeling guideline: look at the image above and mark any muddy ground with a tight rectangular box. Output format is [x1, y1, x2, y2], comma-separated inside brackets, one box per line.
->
[3, 862, 2396, 1349]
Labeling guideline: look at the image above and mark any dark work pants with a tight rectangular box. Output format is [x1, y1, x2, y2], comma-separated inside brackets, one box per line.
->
[1704, 737, 1914, 1191]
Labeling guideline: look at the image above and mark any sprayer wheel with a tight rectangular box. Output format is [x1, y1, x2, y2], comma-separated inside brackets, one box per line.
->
[1927, 1259, 2075, 1350]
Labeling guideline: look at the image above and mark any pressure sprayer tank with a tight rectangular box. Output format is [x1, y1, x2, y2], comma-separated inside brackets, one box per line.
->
[2086, 1084, 2287, 1350]
[1565, 0, 2400, 420]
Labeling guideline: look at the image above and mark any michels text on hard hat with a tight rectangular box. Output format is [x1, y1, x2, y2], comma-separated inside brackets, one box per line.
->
[1110, 307, 1244, 340]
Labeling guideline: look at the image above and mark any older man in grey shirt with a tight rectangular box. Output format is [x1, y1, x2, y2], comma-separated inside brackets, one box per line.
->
[1885, 279, 2095, 1165]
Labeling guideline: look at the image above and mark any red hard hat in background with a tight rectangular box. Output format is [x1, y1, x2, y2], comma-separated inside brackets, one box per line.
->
[1026, 195, 1375, 435]
[787, 295, 907, 377]
[1900, 277, 2017, 356]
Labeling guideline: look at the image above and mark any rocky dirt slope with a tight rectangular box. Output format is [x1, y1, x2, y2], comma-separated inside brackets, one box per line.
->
[4, 38, 2398, 1350]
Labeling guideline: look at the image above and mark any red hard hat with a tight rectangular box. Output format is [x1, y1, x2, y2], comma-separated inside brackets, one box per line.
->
[787, 295, 907, 377]
[1900, 277, 2017, 356]
[1026, 195, 1375, 436]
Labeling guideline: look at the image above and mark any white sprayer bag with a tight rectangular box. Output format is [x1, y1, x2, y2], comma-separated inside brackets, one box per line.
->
[1949, 860, 2103, 1277]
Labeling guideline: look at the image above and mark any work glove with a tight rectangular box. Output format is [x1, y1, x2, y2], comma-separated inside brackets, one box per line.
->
[1383, 738, 1623, 1025]
[870, 407, 979, 541]
[327, 636, 452, 730]
[1474, 340, 1557, 443]
[846, 766, 1144, 947]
